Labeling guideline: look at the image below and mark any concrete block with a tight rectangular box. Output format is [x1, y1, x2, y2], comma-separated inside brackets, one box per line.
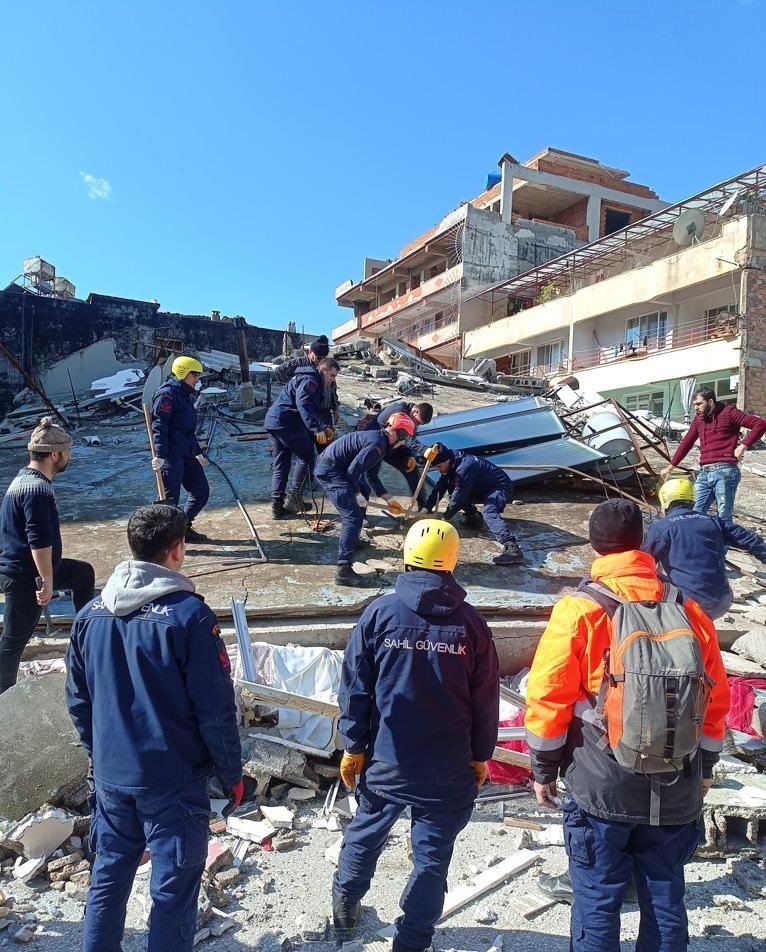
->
[731, 629, 766, 667]
[226, 815, 275, 844]
[729, 857, 766, 897]
[260, 805, 293, 829]
[204, 839, 232, 876]
[12, 856, 46, 883]
[5, 807, 76, 861]
[49, 859, 89, 883]
[215, 867, 241, 888]
[69, 869, 91, 887]
[13, 925, 35, 943]
[242, 737, 316, 789]
[46, 851, 83, 873]
[286, 787, 316, 802]
[0, 674, 88, 822]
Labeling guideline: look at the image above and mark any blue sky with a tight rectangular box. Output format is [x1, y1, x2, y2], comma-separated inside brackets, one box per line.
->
[2, 1, 764, 337]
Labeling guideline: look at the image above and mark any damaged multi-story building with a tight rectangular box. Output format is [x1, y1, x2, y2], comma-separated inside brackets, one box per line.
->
[464, 164, 766, 417]
[332, 148, 666, 367]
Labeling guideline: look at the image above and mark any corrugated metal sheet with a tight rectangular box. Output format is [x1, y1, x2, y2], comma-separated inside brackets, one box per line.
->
[418, 397, 565, 453]
[197, 350, 240, 373]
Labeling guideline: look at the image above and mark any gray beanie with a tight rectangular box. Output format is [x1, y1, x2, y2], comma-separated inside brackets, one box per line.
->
[28, 416, 73, 453]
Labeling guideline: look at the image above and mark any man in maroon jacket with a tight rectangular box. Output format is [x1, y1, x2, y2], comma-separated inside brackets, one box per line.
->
[661, 387, 766, 523]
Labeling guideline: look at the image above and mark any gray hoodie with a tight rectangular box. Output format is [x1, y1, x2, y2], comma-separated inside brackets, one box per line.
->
[101, 560, 196, 617]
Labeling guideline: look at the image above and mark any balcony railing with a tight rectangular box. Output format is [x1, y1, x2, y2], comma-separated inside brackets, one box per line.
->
[570, 314, 740, 373]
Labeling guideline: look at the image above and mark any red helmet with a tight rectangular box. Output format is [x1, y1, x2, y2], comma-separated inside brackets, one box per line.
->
[386, 411, 416, 438]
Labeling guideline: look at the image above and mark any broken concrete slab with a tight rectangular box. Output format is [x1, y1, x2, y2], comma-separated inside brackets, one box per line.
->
[324, 837, 343, 866]
[226, 815, 276, 844]
[720, 650, 766, 678]
[242, 736, 319, 790]
[260, 805, 294, 829]
[12, 856, 46, 883]
[0, 674, 88, 822]
[731, 629, 766, 668]
[729, 857, 766, 898]
[286, 787, 316, 802]
[5, 807, 76, 860]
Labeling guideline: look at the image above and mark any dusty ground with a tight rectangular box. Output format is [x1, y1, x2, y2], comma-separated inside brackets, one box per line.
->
[2, 793, 764, 951]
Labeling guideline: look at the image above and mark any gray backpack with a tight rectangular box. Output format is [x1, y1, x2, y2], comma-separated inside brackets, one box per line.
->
[579, 580, 713, 824]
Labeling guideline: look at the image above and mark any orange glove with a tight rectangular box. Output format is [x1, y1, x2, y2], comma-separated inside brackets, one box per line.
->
[315, 431, 328, 446]
[387, 499, 405, 515]
[471, 761, 488, 787]
[340, 752, 366, 791]
[405, 457, 417, 473]
[424, 443, 443, 463]
[324, 427, 334, 441]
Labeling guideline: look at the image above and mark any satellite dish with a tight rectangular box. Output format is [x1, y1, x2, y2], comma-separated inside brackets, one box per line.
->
[718, 189, 742, 218]
[672, 208, 706, 247]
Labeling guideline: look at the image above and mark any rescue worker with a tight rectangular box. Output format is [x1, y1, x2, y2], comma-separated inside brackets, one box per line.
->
[366, 401, 434, 509]
[332, 519, 499, 952]
[0, 417, 95, 693]
[272, 335, 339, 425]
[265, 357, 340, 517]
[661, 387, 766, 523]
[315, 415, 415, 587]
[66, 504, 242, 952]
[424, 448, 523, 565]
[525, 499, 729, 952]
[151, 356, 210, 543]
[644, 476, 766, 619]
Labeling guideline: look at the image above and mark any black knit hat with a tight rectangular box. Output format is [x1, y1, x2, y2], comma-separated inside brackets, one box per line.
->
[588, 499, 644, 555]
[430, 447, 454, 467]
[309, 335, 330, 358]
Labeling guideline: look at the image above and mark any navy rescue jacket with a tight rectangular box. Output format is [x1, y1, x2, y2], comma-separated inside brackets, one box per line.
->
[427, 452, 513, 515]
[66, 560, 242, 790]
[372, 400, 428, 457]
[315, 429, 391, 497]
[643, 503, 766, 612]
[151, 378, 201, 461]
[265, 365, 327, 435]
[339, 569, 500, 809]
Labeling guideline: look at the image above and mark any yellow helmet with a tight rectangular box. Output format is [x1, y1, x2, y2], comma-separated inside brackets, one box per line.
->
[658, 477, 695, 511]
[403, 518, 460, 572]
[171, 356, 204, 381]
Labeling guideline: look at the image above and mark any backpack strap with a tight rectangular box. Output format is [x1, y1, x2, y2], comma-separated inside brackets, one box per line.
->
[577, 580, 624, 617]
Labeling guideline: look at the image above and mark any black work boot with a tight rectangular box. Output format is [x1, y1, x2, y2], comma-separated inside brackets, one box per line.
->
[332, 894, 361, 943]
[392, 939, 426, 952]
[355, 535, 371, 550]
[271, 498, 287, 520]
[492, 540, 523, 565]
[335, 565, 369, 588]
[185, 524, 211, 543]
[537, 871, 574, 904]
[284, 490, 314, 514]
[461, 508, 485, 530]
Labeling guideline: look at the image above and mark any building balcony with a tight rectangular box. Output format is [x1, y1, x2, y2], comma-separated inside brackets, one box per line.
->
[570, 313, 740, 373]
[358, 264, 463, 332]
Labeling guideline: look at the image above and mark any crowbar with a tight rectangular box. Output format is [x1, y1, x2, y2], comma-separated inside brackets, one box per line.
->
[35, 577, 55, 635]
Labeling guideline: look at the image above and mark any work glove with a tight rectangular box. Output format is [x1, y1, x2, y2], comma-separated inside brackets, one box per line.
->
[355, 492, 368, 509]
[340, 752, 366, 791]
[196, 454, 206, 467]
[151, 456, 166, 472]
[387, 499, 405, 516]
[315, 431, 329, 446]
[471, 761, 489, 787]
[424, 443, 443, 463]
[405, 456, 417, 473]
[323, 427, 335, 442]
[222, 779, 245, 817]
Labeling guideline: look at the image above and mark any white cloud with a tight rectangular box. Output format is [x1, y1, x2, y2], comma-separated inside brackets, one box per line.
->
[79, 171, 112, 200]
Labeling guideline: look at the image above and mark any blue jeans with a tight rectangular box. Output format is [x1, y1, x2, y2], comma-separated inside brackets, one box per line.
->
[564, 797, 700, 952]
[694, 463, 741, 525]
[333, 779, 472, 950]
[161, 457, 210, 522]
[83, 779, 210, 952]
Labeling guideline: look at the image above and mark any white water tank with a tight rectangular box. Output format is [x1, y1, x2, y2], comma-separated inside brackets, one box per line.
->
[582, 410, 640, 483]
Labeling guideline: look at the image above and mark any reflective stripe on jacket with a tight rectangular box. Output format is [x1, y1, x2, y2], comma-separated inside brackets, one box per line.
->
[524, 550, 729, 825]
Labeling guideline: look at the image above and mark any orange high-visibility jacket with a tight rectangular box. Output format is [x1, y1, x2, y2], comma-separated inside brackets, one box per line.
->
[524, 550, 730, 824]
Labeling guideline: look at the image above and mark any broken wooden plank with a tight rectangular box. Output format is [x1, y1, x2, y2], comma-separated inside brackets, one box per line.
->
[491, 746, 532, 769]
[503, 817, 544, 832]
[438, 849, 539, 920]
[239, 681, 340, 718]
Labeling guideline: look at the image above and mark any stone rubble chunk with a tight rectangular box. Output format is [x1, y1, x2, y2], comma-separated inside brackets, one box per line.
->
[297, 913, 328, 941]
[286, 787, 316, 802]
[215, 867, 241, 889]
[69, 870, 91, 888]
[13, 925, 35, 943]
[731, 629, 766, 667]
[46, 851, 83, 874]
[49, 859, 90, 883]
[5, 808, 76, 861]
[475, 903, 499, 924]
[712, 894, 748, 911]
[260, 805, 294, 829]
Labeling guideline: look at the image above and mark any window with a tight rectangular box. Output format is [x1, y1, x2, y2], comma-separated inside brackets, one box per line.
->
[704, 304, 737, 335]
[509, 350, 531, 375]
[626, 311, 667, 350]
[535, 339, 567, 370]
[625, 391, 665, 415]
[410, 272, 421, 290]
[397, 281, 408, 297]
[604, 208, 631, 235]
[697, 375, 738, 406]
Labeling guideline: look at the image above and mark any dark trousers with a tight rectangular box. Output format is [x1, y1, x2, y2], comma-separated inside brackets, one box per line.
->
[369, 446, 424, 505]
[315, 470, 365, 565]
[564, 797, 700, 952]
[83, 779, 210, 952]
[268, 426, 316, 501]
[161, 457, 210, 523]
[334, 780, 472, 951]
[0, 559, 95, 693]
